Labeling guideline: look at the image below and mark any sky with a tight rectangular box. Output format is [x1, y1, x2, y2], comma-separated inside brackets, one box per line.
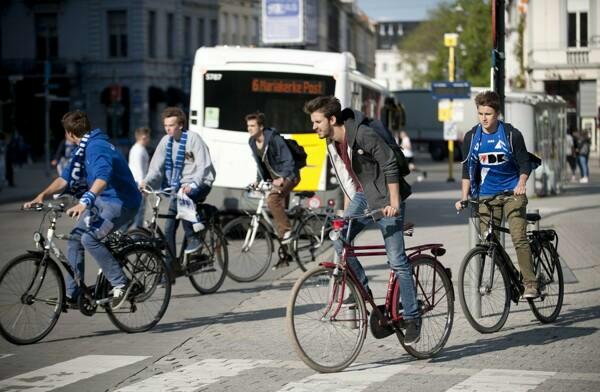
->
[356, 0, 449, 22]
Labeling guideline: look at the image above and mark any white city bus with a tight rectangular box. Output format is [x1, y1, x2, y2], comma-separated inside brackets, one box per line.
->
[188, 47, 387, 208]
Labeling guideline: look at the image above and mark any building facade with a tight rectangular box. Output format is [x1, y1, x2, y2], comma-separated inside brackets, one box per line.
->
[517, 0, 599, 154]
[374, 20, 424, 91]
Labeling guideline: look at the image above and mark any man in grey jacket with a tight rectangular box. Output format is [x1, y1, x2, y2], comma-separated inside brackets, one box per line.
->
[303, 96, 420, 345]
[142, 107, 216, 263]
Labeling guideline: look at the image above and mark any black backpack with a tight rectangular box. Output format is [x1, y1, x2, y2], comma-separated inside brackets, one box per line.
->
[362, 118, 410, 177]
[284, 138, 307, 169]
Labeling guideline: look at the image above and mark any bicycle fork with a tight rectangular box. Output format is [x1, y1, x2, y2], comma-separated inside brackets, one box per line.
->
[242, 215, 261, 252]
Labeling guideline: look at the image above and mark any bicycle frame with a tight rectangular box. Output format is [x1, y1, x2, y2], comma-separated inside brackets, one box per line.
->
[319, 216, 447, 329]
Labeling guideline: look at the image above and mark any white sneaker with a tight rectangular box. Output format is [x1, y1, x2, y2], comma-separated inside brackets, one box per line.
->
[579, 177, 589, 184]
[110, 283, 130, 310]
[281, 230, 294, 244]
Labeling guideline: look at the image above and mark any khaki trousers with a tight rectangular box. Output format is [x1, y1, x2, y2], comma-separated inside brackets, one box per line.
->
[267, 177, 300, 238]
[478, 194, 536, 283]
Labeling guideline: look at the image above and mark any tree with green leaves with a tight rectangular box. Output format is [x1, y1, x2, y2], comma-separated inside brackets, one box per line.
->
[400, 0, 492, 88]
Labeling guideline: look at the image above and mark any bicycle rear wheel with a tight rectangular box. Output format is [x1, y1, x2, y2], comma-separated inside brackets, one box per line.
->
[0, 254, 64, 345]
[222, 216, 272, 282]
[292, 214, 331, 272]
[287, 266, 367, 373]
[397, 256, 454, 359]
[528, 241, 564, 323]
[106, 246, 171, 333]
[188, 228, 228, 294]
[459, 247, 511, 333]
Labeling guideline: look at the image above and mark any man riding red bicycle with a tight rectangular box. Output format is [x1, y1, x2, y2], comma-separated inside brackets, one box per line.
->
[303, 96, 421, 345]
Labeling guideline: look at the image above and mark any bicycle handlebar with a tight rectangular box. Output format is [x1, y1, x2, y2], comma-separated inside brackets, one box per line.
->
[141, 186, 174, 196]
[458, 190, 515, 213]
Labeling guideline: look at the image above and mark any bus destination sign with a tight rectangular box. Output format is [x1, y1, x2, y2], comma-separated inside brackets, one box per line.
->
[251, 78, 324, 95]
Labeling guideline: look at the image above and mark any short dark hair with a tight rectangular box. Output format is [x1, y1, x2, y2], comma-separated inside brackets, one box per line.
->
[162, 107, 187, 126]
[244, 111, 265, 127]
[474, 91, 501, 114]
[62, 110, 91, 137]
[135, 126, 151, 137]
[303, 96, 343, 124]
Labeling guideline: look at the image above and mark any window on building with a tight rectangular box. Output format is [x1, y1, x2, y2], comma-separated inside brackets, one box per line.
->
[167, 13, 174, 58]
[108, 10, 127, 58]
[198, 18, 205, 47]
[567, 0, 588, 48]
[379, 24, 385, 36]
[252, 17, 259, 45]
[148, 10, 156, 58]
[35, 13, 58, 60]
[232, 15, 238, 44]
[242, 16, 248, 45]
[184, 16, 192, 58]
[221, 13, 229, 44]
[210, 19, 218, 46]
[327, 3, 339, 52]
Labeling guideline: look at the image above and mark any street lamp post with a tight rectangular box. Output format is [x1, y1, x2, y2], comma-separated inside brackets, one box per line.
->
[444, 33, 458, 182]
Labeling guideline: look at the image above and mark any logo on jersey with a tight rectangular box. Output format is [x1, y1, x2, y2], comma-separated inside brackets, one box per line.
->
[479, 152, 507, 165]
[495, 140, 507, 150]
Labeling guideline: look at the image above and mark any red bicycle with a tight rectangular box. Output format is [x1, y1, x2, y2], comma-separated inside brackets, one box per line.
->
[286, 210, 454, 373]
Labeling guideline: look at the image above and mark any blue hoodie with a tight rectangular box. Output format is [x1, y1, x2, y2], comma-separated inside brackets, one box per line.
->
[61, 129, 141, 209]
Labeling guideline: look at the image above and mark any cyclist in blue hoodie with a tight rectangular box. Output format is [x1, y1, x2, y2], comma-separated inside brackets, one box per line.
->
[24, 111, 141, 310]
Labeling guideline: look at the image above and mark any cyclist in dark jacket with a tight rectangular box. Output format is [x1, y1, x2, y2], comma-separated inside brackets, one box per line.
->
[303, 96, 420, 346]
[247, 112, 300, 266]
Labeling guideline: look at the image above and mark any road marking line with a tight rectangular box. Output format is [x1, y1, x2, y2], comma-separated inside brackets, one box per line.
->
[278, 363, 411, 392]
[0, 354, 14, 360]
[115, 358, 273, 391]
[0, 355, 148, 392]
[445, 368, 556, 392]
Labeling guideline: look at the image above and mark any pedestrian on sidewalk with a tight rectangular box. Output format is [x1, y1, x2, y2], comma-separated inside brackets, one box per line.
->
[304, 95, 421, 346]
[565, 128, 578, 182]
[124, 126, 151, 229]
[51, 133, 76, 176]
[577, 130, 591, 184]
[246, 111, 301, 269]
[396, 130, 427, 182]
[454, 90, 539, 299]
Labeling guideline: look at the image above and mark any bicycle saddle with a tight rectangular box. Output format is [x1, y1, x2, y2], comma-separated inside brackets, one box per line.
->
[526, 213, 541, 222]
[196, 203, 219, 219]
[296, 191, 315, 199]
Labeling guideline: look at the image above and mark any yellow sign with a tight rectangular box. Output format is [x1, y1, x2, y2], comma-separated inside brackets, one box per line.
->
[438, 99, 453, 122]
[444, 33, 458, 47]
[291, 133, 327, 191]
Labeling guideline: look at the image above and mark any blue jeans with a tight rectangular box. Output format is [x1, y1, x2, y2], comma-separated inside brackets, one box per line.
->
[66, 199, 138, 298]
[578, 154, 589, 178]
[164, 184, 211, 266]
[333, 192, 419, 320]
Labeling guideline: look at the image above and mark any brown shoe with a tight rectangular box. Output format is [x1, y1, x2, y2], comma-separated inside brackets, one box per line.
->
[523, 281, 539, 299]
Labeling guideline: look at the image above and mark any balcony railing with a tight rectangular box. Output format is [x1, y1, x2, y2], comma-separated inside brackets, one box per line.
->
[567, 50, 589, 65]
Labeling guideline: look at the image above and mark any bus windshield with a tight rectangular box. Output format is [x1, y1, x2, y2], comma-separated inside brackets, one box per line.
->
[203, 71, 336, 134]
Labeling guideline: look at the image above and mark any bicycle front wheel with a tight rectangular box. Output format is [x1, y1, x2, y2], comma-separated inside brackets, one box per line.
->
[292, 214, 330, 272]
[222, 216, 272, 282]
[106, 246, 171, 333]
[458, 247, 511, 333]
[397, 256, 454, 359]
[0, 254, 64, 345]
[528, 241, 564, 323]
[188, 228, 228, 294]
[287, 266, 367, 373]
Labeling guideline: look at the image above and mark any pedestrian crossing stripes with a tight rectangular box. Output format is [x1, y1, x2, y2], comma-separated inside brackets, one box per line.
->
[0, 356, 598, 392]
[115, 359, 273, 392]
[278, 363, 411, 392]
[445, 369, 556, 392]
[0, 355, 148, 392]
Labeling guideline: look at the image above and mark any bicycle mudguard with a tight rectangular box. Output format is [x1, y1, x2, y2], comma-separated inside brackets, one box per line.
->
[319, 261, 336, 268]
[26, 250, 45, 258]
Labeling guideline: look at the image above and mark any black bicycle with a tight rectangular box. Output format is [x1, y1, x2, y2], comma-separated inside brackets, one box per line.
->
[0, 200, 171, 345]
[129, 187, 228, 294]
[458, 191, 564, 333]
